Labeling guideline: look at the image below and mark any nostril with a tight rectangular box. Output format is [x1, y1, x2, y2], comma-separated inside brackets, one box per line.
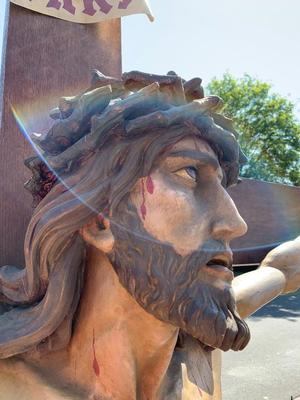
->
[211, 214, 248, 241]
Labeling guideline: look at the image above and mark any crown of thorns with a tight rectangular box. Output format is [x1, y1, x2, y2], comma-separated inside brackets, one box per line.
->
[24, 70, 247, 206]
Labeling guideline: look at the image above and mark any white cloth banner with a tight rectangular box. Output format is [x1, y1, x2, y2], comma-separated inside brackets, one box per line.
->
[10, 0, 154, 23]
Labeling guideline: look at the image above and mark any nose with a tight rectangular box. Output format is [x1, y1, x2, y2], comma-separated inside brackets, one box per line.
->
[210, 187, 248, 242]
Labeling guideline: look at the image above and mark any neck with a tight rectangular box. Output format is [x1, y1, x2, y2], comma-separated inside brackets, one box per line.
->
[31, 247, 178, 400]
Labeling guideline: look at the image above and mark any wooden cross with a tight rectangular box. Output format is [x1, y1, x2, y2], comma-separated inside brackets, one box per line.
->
[0, 3, 121, 265]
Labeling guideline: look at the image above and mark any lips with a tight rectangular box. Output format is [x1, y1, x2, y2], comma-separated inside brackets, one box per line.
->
[205, 256, 234, 280]
[206, 258, 233, 271]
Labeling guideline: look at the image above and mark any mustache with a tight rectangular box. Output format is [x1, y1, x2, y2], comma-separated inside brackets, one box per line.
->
[110, 215, 233, 268]
[109, 201, 250, 352]
[109, 202, 232, 260]
[147, 240, 233, 286]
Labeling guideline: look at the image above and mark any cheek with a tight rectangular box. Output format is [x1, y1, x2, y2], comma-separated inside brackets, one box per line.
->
[131, 173, 208, 256]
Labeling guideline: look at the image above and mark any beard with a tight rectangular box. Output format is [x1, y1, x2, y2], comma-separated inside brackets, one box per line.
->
[108, 201, 250, 352]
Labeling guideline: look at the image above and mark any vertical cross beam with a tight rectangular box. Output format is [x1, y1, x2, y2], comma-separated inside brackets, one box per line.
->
[0, 4, 121, 266]
[0, 0, 10, 128]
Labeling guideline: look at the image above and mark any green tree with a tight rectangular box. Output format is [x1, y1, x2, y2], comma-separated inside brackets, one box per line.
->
[207, 73, 300, 186]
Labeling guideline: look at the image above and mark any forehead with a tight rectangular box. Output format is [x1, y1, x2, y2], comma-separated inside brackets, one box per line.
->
[167, 136, 218, 160]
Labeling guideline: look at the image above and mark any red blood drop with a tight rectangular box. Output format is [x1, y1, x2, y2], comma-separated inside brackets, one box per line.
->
[140, 203, 147, 220]
[93, 357, 100, 377]
[92, 329, 100, 377]
[146, 176, 154, 194]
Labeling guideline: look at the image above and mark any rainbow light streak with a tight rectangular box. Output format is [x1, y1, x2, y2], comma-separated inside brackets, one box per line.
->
[11, 105, 300, 252]
[11, 104, 100, 216]
[10, 104, 166, 245]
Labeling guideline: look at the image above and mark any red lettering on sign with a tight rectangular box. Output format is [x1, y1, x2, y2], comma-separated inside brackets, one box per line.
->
[118, 0, 132, 9]
[46, 0, 61, 10]
[82, 0, 113, 15]
[47, 0, 76, 15]
[62, 0, 76, 14]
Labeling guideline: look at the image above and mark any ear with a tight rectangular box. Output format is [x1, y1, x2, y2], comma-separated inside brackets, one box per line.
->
[79, 215, 114, 253]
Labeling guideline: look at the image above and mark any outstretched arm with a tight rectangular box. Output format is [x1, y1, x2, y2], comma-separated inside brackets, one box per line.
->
[182, 237, 300, 400]
[233, 236, 300, 319]
[233, 267, 286, 319]
[199, 237, 300, 400]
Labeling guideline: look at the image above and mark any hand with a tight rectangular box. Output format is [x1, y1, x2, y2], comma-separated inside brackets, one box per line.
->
[260, 236, 300, 294]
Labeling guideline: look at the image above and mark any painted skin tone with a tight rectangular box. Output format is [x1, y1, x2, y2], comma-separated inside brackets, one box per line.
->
[69, 136, 248, 399]
[184, 251, 300, 400]
[0, 137, 299, 400]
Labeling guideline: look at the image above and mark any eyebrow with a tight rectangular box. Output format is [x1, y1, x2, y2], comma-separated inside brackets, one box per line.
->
[166, 149, 220, 170]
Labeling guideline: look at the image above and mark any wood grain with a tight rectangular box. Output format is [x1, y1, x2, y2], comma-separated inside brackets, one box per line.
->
[0, 4, 121, 266]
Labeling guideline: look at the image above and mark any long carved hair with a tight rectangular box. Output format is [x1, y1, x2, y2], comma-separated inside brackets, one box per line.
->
[0, 71, 244, 358]
[0, 126, 211, 358]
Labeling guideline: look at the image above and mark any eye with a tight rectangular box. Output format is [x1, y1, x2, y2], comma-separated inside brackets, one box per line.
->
[185, 166, 198, 180]
[175, 166, 198, 181]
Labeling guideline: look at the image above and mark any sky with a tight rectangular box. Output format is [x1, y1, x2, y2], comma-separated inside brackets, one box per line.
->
[122, 0, 300, 114]
[0, 1, 9, 65]
[0, 2, 7, 58]
[0, 0, 300, 114]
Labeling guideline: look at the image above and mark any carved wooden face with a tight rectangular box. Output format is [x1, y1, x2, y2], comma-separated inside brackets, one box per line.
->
[131, 136, 247, 268]
[109, 136, 250, 352]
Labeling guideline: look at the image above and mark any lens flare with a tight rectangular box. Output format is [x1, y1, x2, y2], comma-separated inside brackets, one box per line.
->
[11, 103, 99, 216]
[10, 104, 168, 246]
[11, 104, 300, 255]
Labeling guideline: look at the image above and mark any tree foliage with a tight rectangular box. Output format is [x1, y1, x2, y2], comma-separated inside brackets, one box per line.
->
[207, 74, 300, 186]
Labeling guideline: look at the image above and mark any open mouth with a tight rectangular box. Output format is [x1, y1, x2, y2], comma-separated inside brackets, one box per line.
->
[205, 256, 234, 280]
[206, 258, 233, 271]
